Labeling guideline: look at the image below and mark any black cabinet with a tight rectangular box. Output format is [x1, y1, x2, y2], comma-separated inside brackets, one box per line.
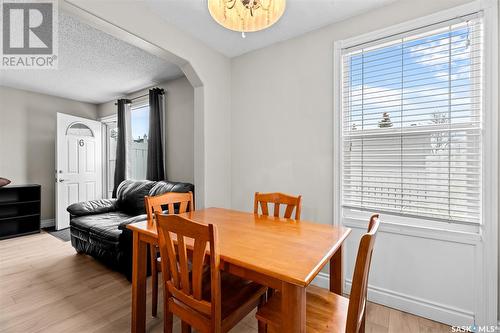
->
[0, 185, 41, 240]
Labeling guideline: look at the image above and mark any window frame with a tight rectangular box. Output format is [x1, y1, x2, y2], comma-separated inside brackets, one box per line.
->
[340, 16, 484, 227]
[333, 0, 498, 325]
[129, 97, 150, 142]
[128, 98, 150, 180]
[100, 114, 118, 199]
[100, 97, 151, 196]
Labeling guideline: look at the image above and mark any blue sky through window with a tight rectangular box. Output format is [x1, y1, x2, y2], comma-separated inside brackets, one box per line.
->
[346, 21, 479, 130]
[131, 105, 149, 141]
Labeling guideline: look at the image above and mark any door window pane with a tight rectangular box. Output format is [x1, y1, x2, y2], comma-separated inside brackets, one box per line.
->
[67, 123, 94, 137]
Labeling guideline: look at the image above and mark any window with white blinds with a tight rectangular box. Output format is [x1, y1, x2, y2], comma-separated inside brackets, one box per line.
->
[341, 13, 483, 224]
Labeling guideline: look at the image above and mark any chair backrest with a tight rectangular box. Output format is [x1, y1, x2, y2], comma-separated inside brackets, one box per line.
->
[156, 214, 222, 331]
[345, 214, 380, 333]
[253, 192, 302, 220]
[144, 191, 194, 223]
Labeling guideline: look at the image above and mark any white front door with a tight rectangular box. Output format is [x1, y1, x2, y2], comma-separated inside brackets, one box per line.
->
[56, 113, 102, 230]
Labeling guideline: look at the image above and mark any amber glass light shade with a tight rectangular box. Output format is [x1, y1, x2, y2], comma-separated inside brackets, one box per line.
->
[208, 0, 286, 33]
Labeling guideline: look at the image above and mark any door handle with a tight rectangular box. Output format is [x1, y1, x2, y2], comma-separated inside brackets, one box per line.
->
[58, 179, 66, 182]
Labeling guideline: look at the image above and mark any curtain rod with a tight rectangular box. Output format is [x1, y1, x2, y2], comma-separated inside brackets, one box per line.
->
[114, 88, 164, 105]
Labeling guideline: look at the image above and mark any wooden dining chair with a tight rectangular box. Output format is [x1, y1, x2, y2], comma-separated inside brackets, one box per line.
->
[156, 214, 268, 333]
[254, 192, 302, 220]
[144, 191, 194, 317]
[254, 192, 302, 299]
[256, 214, 380, 333]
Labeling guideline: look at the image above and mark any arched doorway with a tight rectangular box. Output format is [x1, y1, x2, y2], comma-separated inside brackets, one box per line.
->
[61, 2, 206, 207]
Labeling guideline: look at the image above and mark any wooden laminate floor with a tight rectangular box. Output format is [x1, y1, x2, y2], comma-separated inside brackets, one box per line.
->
[0, 232, 451, 333]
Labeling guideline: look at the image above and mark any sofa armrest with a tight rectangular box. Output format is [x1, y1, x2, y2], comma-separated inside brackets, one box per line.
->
[67, 199, 118, 216]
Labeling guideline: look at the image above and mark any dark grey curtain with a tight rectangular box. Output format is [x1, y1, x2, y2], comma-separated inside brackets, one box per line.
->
[112, 99, 131, 197]
[146, 88, 165, 181]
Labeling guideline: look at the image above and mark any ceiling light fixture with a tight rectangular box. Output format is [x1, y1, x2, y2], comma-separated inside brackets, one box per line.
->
[208, 0, 286, 38]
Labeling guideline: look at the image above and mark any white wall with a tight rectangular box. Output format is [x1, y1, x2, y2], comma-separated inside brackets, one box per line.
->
[497, 2, 500, 323]
[97, 76, 195, 184]
[230, 0, 498, 326]
[65, 0, 232, 209]
[0, 86, 98, 220]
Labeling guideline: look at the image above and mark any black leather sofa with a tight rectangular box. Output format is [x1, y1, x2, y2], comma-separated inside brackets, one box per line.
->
[67, 179, 194, 279]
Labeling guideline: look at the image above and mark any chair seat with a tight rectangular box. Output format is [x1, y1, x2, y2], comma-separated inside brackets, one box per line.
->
[256, 285, 349, 332]
[203, 271, 268, 320]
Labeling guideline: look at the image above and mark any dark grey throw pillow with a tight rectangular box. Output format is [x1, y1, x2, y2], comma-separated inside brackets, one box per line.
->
[0, 178, 11, 187]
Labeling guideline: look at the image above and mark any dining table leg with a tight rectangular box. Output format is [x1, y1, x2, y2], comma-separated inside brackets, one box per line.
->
[131, 231, 148, 333]
[330, 244, 343, 295]
[281, 282, 306, 333]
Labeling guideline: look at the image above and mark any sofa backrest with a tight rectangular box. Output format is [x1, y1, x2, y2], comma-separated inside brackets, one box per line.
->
[116, 179, 195, 216]
[116, 180, 156, 215]
[149, 181, 195, 197]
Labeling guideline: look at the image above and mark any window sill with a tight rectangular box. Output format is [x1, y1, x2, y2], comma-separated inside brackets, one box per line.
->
[343, 216, 481, 245]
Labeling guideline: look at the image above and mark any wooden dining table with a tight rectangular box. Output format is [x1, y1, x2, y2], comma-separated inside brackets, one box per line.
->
[127, 207, 351, 333]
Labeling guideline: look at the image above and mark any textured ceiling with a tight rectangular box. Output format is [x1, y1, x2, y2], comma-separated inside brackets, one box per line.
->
[0, 12, 184, 104]
[146, 0, 397, 57]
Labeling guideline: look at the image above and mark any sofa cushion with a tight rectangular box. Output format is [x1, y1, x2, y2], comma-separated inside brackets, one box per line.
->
[118, 214, 148, 231]
[70, 212, 133, 242]
[116, 180, 156, 215]
[89, 219, 126, 244]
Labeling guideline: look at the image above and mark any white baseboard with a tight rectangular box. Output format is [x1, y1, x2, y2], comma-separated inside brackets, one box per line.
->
[312, 272, 330, 289]
[311, 273, 473, 326]
[40, 218, 55, 228]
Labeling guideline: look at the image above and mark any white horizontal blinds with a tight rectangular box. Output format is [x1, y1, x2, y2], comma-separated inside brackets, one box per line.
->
[341, 13, 483, 224]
